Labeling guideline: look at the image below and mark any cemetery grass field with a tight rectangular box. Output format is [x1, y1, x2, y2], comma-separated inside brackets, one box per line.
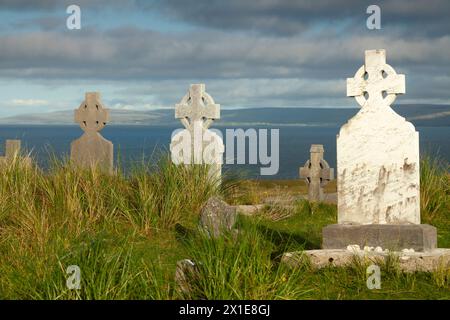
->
[0, 154, 449, 300]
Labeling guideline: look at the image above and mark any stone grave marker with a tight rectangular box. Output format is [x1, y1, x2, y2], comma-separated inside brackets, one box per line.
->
[299, 144, 334, 202]
[174, 259, 200, 298]
[70, 92, 113, 173]
[199, 197, 237, 238]
[0, 139, 31, 165]
[323, 49, 436, 252]
[170, 84, 224, 180]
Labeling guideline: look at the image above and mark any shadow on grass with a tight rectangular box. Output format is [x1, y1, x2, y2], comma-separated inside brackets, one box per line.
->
[174, 223, 198, 243]
[255, 224, 320, 262]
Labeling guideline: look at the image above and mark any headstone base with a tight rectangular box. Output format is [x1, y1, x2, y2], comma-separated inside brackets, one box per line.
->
[282, 248, 450, 272]
[322, 224, 437, 252]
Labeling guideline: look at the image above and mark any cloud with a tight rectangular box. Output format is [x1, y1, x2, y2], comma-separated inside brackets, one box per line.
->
[0, 1, 448, 112]
[0, 28, 449, 81]
[10, 99, 48, 106]
[0, 0, 135, 11]
[0, 26, 448, 108]
[12, 15, 64, 31]
[155, 0, 450, 37]
[4, 0, 450, 37]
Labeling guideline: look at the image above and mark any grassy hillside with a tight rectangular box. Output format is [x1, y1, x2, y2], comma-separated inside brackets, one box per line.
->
[0, 154, 448, 299]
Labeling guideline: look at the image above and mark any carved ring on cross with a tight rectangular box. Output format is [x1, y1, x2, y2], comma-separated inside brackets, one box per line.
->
[347, 50, 405, 108]
[301, 159, 332, 187]
[351, 64, 399, 107]
[175, 84, 220, 130]
[74, 92, 110, 134]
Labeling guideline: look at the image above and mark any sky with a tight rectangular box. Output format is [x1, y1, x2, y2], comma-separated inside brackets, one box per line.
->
[0, 0, 449, 117]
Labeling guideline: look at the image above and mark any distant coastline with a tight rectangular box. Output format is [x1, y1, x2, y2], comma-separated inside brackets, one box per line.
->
[0, 104, 449, 127]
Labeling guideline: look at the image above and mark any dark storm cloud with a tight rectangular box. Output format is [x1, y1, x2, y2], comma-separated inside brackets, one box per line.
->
[0, 0, 59, 10]
[0, 0, 449, 108]
[0, 0, 135, 11]
[3, 0, 450, 37]
[1, 27, 449, 82]
[155, 0, 450, 37]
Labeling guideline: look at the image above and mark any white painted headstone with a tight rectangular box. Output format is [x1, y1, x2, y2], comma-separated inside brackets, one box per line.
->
[170, 84, 224, 180]
[337, 49, 420, 225]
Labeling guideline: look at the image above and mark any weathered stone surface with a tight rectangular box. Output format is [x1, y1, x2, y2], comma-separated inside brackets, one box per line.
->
[170, 84, 224, 181]
[0, 139, 31, 165]
[338, 49, 419, 225]
[322, 224, 437, 252]
[199, 197, 237, 238]
[282, 249, 450, 273]
[174, 259, 199, 297]
[299, 144, 334, 202]
[234, 204, 265, 215]
[70, 92, 113, 173]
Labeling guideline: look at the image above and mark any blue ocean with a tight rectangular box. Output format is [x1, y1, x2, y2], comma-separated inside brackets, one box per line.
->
[0, 125, 449, 179]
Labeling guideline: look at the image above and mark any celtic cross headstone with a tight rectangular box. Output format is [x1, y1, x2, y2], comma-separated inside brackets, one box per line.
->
[299, 144, 334, 202]
[323, 49, 437, 252]
[170, 84, 224, 180]
[0, 139, 31, 165]
[70, 92, 113, 173]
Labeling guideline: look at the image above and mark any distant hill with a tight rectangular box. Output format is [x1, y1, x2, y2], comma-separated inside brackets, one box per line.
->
[0, 104, 449, 127]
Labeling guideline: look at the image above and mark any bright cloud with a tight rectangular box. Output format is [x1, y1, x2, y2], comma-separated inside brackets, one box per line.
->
[10, 99, 48, 106]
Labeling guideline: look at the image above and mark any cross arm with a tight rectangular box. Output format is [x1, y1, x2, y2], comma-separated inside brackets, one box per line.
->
[299, 166, 310, 179]
[320, 167, 334, 180]
[175, 103, 191, 119]
[347, 76, 364, 97]
[385, 74, 405, 95]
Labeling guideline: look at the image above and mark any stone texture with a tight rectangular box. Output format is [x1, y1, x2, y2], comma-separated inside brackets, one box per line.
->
[0, 139, 31, 165]
[174, 259, 199, 297]
[322, 224, 437, 252]
[299, 144, 334, 202]
[338, 49, 419, 225]
[170, 84, 224, 181]
[70, 92, 113, 173]
[199, 197, 237, 238]
[234, 204, 265, 215]
[282, 249, 450, 273]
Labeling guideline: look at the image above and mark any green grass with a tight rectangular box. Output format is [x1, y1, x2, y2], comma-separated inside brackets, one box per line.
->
[0, 153, 448, 299]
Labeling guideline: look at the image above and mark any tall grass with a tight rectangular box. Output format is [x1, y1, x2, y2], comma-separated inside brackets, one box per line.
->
[0, 153, 218, 299]
[127, 155, 220, 232]
[182, 222, 310, 300]
[420, 154, 450, 222]
[0, 152, 449, 299]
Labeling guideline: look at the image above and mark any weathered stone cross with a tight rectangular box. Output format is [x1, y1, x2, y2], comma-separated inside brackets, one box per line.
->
[0, 140, 31, 165]
[74, 92, 109, 134]
[347, 49, 405, 108]
[175, 84, 220, 130]
[171, 84, 224, 181]
[299, 144, 334, 202]
[322, 49, 432, 252]
[70, 92, 113, 173]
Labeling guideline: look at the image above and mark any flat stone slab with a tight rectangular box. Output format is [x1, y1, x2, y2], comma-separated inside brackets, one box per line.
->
[323, 224, 437, 252]
[234, 193, 338, 216]
[235, 204, 265, 215]
[266, 193, 337, 204]
[282, 248, 450, 272]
